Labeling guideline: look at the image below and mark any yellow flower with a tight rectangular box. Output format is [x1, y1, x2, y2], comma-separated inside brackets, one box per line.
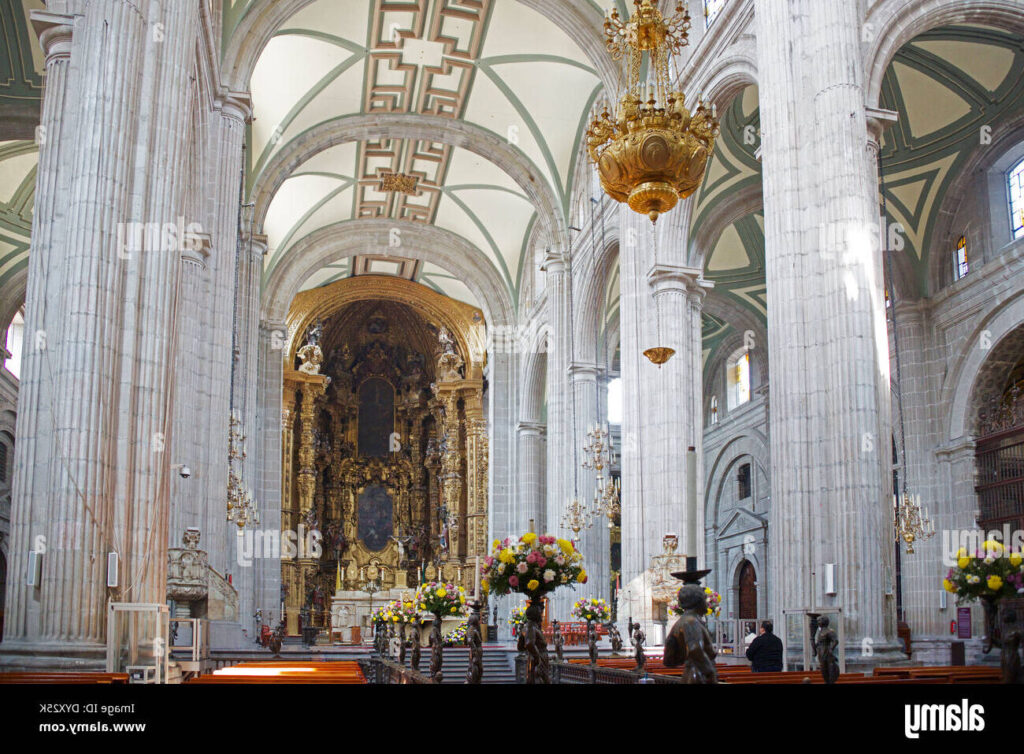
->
[492, 539, 501, 551]
[557, 539, 573, 555]
[437, 588, 447, 598]
[956, 547, 967, 559]
[527, 579, 540, 591]
[499, 548, 515, 564]
[957, 556, 970, 569]
[392, 615, 399, 622]
[522, 532, 538, 545]
[481, 579, 490, 594]
[451, 607, 458, 614]
[943, 578, 956, 593]
[1011, 552, 1022, 567]
[576, 570, 587, 583]
[458, 586, 465, 592]
[459, 595, 466, 604]
[987, 575, 1003, 591]
[983, 540, 1004, 554]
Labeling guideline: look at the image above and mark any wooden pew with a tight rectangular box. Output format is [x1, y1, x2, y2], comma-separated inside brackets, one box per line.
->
[0, 672, 130, 684]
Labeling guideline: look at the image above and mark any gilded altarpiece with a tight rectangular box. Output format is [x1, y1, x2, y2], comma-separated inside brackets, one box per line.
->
[280, 277, 489, 640]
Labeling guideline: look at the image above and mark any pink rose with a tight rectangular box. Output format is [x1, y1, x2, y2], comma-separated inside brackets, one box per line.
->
[509, 575, 519, 587]
[517, 562, 528, 574]
[536, 556, 547, 568]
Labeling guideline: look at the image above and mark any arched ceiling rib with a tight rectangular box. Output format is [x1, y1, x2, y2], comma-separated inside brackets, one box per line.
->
[243, 0, 606, 309]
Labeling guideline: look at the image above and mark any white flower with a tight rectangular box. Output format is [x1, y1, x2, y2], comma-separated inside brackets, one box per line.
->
[555, 555, 565, 566]
[516, 562, 528, 574]
[543, 569, 556, 582]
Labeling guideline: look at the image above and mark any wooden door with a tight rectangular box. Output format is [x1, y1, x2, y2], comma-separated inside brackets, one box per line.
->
[738, 560, 757, 619]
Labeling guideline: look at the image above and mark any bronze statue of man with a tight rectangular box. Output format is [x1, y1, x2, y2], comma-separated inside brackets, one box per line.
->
[410, 615, 421, 671]
[522, 603, 551, 684]
[663, 585, 718, 684]
[587, 620, 598, 666]
[552, 619, 565, 662]
[631, 621, 647, 672]
[815, 615, 840, 685]
[466, 608, 483, 684]
[607, 623, 623, 653]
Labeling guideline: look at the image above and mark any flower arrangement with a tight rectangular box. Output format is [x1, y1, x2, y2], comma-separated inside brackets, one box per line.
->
[572, 597, 611, 623]
[415, 581, 467, 617]
[481, 533, 587, 599]
[443, 621, 468, 647]
[370, 606, 390, 624]
[381, 598, 420, 624]
[670, 587, 722, 617]
[507, 605, 527, 633]
[943, 541, 1024, 603]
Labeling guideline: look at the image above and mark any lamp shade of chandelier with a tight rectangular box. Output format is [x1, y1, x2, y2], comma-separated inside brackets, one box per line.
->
[586, 0, 720, 223]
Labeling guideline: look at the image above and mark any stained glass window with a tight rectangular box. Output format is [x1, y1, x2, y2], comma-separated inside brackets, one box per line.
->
[954, 235, 969, 280]
[704, 0, 726, 29]
[1010, 158, 1024, 240]
[727, 349, 750, 410]
[710, 395, 719, 425]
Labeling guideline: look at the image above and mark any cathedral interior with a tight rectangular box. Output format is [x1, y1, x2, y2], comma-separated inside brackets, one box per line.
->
[0, 0, 1023, 711]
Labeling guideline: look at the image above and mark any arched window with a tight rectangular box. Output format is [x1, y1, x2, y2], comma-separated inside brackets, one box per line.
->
[954, 234, 969, 280]
[2, 309, 24, 379]
[726, 348, 750, 410]
[704, 0, 726, 28]
[1010, 157, 1024, 240]
[709, 395, 719, 425]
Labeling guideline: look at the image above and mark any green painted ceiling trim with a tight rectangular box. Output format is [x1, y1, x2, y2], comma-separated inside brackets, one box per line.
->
[708, 212, 765, 285]
[273, 28, 367, 55]
[8, 163, 36, 217]
[512, 210, 538, 312]
[265, 180, 354, 274]
[442, 183, 530, 201]
[0, 240, 29, 267]
[476, 61, 566, 212]
[250, 53, 367, 186]
[880, 166, 942, 235]
[0, 1, 43, 104]
[478, 54, 597, 76]
[440, 185, 516, 295]
[0, 140, 37, 161]
[0, 212, 31, 237]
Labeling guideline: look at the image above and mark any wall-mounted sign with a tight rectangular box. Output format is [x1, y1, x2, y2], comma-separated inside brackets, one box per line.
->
[957, 606, 972, 639]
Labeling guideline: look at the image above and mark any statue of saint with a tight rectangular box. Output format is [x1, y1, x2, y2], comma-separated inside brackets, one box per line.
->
[1001, 609, 1022, 684]
[466, 609, 483, 684]
[607, 622, 624, 653]
[552, 620, 565, 662]
[814, 615, 840, 685]
[522, 604, 551, 684]
[587, 620, 599, 666]
[631, 622, 647, 672]
[663, 585, 718, 684]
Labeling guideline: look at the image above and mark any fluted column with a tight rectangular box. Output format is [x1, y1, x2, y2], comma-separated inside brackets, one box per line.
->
[516, 421, 546, 534]
[756, 0, 897, 657]
[4, 11, 73, 650]
[543, 250, 571, 537]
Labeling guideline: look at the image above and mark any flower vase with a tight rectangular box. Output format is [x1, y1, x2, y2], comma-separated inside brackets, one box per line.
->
[980, 595, 1002, 654]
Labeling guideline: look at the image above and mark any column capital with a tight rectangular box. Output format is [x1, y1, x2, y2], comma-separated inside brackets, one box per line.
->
[218, 90, 254, 125]
[647, 264, 714, 299]
[241, 231, 269, 258]
[568, 361, 600, 382]
[182, 230, 212, 267]
[31, 11, 74, 62]
[517, 421, 546, 436]
[866, 106, 899, 152]
[539, 248, 568, 273]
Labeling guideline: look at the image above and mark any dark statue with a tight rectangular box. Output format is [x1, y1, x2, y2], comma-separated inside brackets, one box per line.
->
[814, 615, 840, 685]
[552, 620, 565, 662]
[518, 603, 551, 684]
[663, 585, 718, 684]
[631, 621, 647, 672]
[429, 612, 444, 683]
[398, 621, 407, 666]
[410, 616, 422, 671]
[587, 620, 598, 666]
[466, 604, 483, 684]
[607, 622, 623, 653]
[267, 619, 285, 657]
[1000, 608, 1023, 684]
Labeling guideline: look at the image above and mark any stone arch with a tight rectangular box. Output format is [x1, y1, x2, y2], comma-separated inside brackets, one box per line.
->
[0, 271, 26, 337]
[864, 0, 1024, 110]
[689, 53, 759, 115]
[929, 116, 1024, 294]
[944, 291, 1024, 440]
[689, 183, 763, 272]
[252, 113, 569, 253]
[221, 0, 618, 97]
[573, 235, 620, 367]
[705, 431, 770, 531]
[262, 219, 515, 332]
[519, 336, 548, 425]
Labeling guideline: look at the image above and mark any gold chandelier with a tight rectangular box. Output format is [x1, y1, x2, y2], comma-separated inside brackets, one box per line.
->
[894, 491, 935, 555]
[587, 0, 719, 223]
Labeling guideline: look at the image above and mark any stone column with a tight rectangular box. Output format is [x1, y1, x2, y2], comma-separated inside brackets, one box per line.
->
[485, 350, 515, 545]
[515, 421, 546, 533]
[3, 11, 73, 653]
[756, 0, 898, 658]
[542, 249, 571, 538]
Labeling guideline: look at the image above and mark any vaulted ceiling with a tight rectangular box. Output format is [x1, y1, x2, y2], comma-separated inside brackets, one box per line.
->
[245, 0, 616, 310]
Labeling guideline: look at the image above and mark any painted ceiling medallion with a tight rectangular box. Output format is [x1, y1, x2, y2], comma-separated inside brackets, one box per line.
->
[586, 0, 720, 223]
[379, 172, 420, 195]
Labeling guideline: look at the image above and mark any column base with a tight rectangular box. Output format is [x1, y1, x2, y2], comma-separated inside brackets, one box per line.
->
[0, 639, 107, 672]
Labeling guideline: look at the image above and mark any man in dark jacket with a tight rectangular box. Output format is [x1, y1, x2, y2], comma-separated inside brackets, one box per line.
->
[745, 620, 783, 672]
